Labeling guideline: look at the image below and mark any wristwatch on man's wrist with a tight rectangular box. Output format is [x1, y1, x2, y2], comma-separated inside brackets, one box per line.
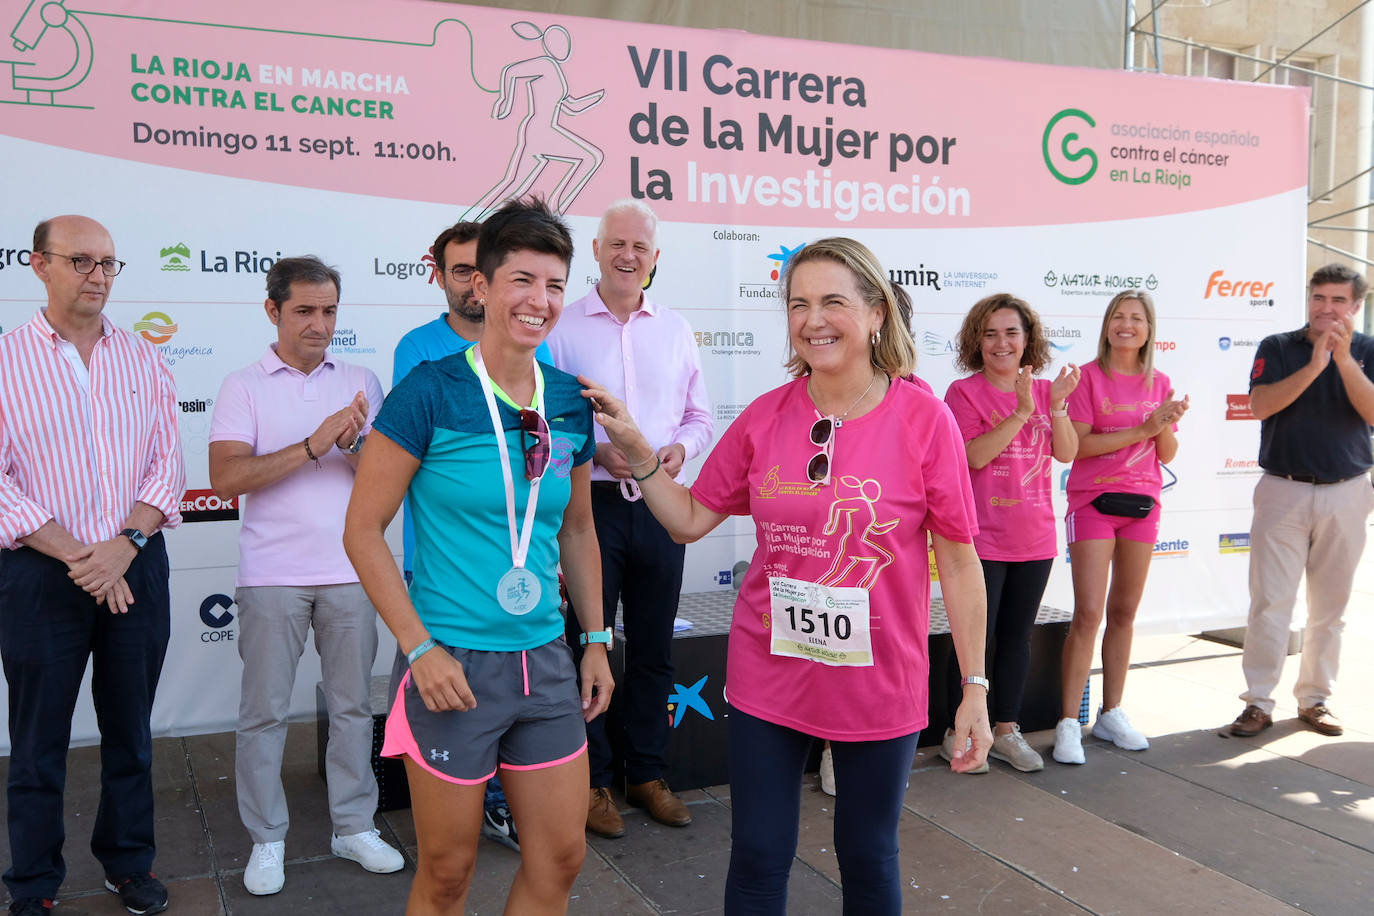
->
[961, 675, 990, 691]
[120, 528, 148, 552]
[344, 433, 365, 455]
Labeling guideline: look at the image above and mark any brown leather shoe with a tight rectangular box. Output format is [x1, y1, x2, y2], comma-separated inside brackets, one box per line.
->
[626, 778, 692, 827]
[1230, 704, 1272, 737]
[587, 787, 625, 838]
[1297, 704, 1344, 736]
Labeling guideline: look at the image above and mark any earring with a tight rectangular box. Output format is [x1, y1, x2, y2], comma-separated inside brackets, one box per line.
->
[870, 329, 881, 347]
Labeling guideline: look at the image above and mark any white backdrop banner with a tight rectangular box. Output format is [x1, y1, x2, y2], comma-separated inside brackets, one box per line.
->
[0, 0, 1307, 748]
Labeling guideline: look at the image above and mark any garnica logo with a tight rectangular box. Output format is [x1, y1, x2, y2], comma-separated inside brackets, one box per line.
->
[1043, 108, 1098, 185]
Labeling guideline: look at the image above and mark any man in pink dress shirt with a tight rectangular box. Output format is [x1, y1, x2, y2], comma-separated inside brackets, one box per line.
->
[546, 200, 713, 838]
[208, 257, 401, 897]
[0, 216, 185, 916]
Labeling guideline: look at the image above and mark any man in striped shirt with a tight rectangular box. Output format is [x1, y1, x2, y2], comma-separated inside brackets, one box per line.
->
[0, 215, 185, 916]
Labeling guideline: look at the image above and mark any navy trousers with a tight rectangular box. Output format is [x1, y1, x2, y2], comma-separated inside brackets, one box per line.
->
[0, 536, 170, 900]
[566, 483, 684, 787]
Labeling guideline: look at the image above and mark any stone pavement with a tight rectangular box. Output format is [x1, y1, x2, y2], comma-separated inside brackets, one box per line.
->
[3, 564, 1372, 914]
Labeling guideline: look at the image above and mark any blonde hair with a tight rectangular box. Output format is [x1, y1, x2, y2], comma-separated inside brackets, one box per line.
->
[1095, 290, 1157, 381]
[781, 237, 917, 379]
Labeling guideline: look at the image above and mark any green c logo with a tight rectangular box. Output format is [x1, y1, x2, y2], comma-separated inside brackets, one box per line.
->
[1043, 108, 1098, 185]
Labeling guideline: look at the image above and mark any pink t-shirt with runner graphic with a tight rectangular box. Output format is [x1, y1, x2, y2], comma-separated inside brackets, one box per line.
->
[691, 376, 978, 742]
[944, 374, 1058, 562]
[1065, 360, 1173, 513]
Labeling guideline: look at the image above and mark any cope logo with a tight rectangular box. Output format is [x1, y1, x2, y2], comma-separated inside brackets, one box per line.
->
[199, 593, 236, 643]
[134, 312, 178, 345]
[180, 488, 239, 522]
[1042, 108, 1098, 185]
[159, 242, 191, 272]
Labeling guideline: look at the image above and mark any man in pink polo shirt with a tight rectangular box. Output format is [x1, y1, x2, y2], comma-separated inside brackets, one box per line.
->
[546, 200, 714, 838]
[208, 256, 401, 896]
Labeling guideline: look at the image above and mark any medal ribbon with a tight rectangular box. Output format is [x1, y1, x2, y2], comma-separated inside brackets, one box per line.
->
[471, 344, 546, 570]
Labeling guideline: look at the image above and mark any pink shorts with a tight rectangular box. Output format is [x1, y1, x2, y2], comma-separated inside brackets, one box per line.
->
[1065, 501, 1160, 545]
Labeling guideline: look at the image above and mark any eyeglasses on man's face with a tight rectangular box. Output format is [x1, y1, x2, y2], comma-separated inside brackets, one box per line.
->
[42, 251, 126, 277]
[448, 264, 476, 282]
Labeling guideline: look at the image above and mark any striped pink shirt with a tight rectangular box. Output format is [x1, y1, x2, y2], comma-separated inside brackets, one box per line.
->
[0, 310, 185, 549]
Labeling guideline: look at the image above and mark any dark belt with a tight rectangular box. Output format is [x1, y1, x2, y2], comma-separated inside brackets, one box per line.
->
[1268, 471, 1366, 486]
[591, 480, 625, 493]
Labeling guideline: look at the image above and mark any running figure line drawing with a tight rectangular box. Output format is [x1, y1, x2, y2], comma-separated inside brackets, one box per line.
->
[817, 475, 899, 589]
[464, 21, 606, 220]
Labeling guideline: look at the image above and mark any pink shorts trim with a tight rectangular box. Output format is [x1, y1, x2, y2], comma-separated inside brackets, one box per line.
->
[522, 649, 530, 697]
[380, 671, 497, 786]
[1065, 501, 1160, 545]
[500, 740, 588, 772]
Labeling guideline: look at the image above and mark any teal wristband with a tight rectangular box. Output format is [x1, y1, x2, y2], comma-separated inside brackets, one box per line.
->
[407, 637, 437, 665]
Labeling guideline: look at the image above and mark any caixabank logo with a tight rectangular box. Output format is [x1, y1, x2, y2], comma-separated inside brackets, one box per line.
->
[738, 243, 802, 300]
[180, 488, 239, 522]
[199, 593, 236, 643]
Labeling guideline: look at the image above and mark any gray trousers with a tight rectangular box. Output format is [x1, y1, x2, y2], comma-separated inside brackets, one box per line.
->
[1242, 473, 1372, 714]
[235, 584, 379, 843]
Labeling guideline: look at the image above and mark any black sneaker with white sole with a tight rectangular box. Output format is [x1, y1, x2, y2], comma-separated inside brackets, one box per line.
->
[104, 872, 168, 915]
[481, 805, 520, 852]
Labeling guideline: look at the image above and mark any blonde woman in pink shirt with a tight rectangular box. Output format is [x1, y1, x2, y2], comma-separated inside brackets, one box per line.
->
[943, 294, 1080, 773]
[581, 237, 991, 915]
[1053, 291, 1189, 765]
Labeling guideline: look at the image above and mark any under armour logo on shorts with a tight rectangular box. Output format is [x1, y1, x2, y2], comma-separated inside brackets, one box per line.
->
[430, 748, 450, 762]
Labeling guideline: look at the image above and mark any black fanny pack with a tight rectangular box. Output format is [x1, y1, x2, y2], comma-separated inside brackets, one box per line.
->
[1090, 492, 1155, 519]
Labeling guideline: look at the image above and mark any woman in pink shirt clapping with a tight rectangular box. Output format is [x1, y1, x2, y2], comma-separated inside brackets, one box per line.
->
[1053, 291, 1189, 765]
[944, 294, 1079, 773]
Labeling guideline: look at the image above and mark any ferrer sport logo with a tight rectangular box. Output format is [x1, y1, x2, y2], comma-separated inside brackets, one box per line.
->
[135, 311, 178, 344]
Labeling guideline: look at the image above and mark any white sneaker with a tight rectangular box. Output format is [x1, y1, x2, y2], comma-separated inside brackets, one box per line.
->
[938, 729, 989, 774]
[818, 744, 836, 796]
[244, 841, 285, 895]
[989, 725, 1044, 772]
[1091, 706, 1149, 751]
[1052, 718, 1085, 765]
[331, 829, 405, 874]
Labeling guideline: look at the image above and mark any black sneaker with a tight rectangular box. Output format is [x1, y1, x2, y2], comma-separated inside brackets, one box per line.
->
[8, 899, 53, 915]
[104, 872, 168, 915]
[481, 804, 520, 852]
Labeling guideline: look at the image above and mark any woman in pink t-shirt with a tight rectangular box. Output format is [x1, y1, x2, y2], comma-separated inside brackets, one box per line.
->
[943, 294, 1080, 774]
[1052, 291, 1189, 766]
[581, 238, 991, 915]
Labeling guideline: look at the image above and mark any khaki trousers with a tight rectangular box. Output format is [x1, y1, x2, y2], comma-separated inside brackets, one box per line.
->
[1242, 473, 1373, 714]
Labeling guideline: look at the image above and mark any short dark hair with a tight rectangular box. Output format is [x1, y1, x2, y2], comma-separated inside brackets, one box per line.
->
[32, 219, 52, 252]
[1310, 263, 1368, 302]
[954, 293, 1051, 374]
[265, 256, 341, 307]
[431, 221, 481, 274]
[475, 197, 573, 281]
